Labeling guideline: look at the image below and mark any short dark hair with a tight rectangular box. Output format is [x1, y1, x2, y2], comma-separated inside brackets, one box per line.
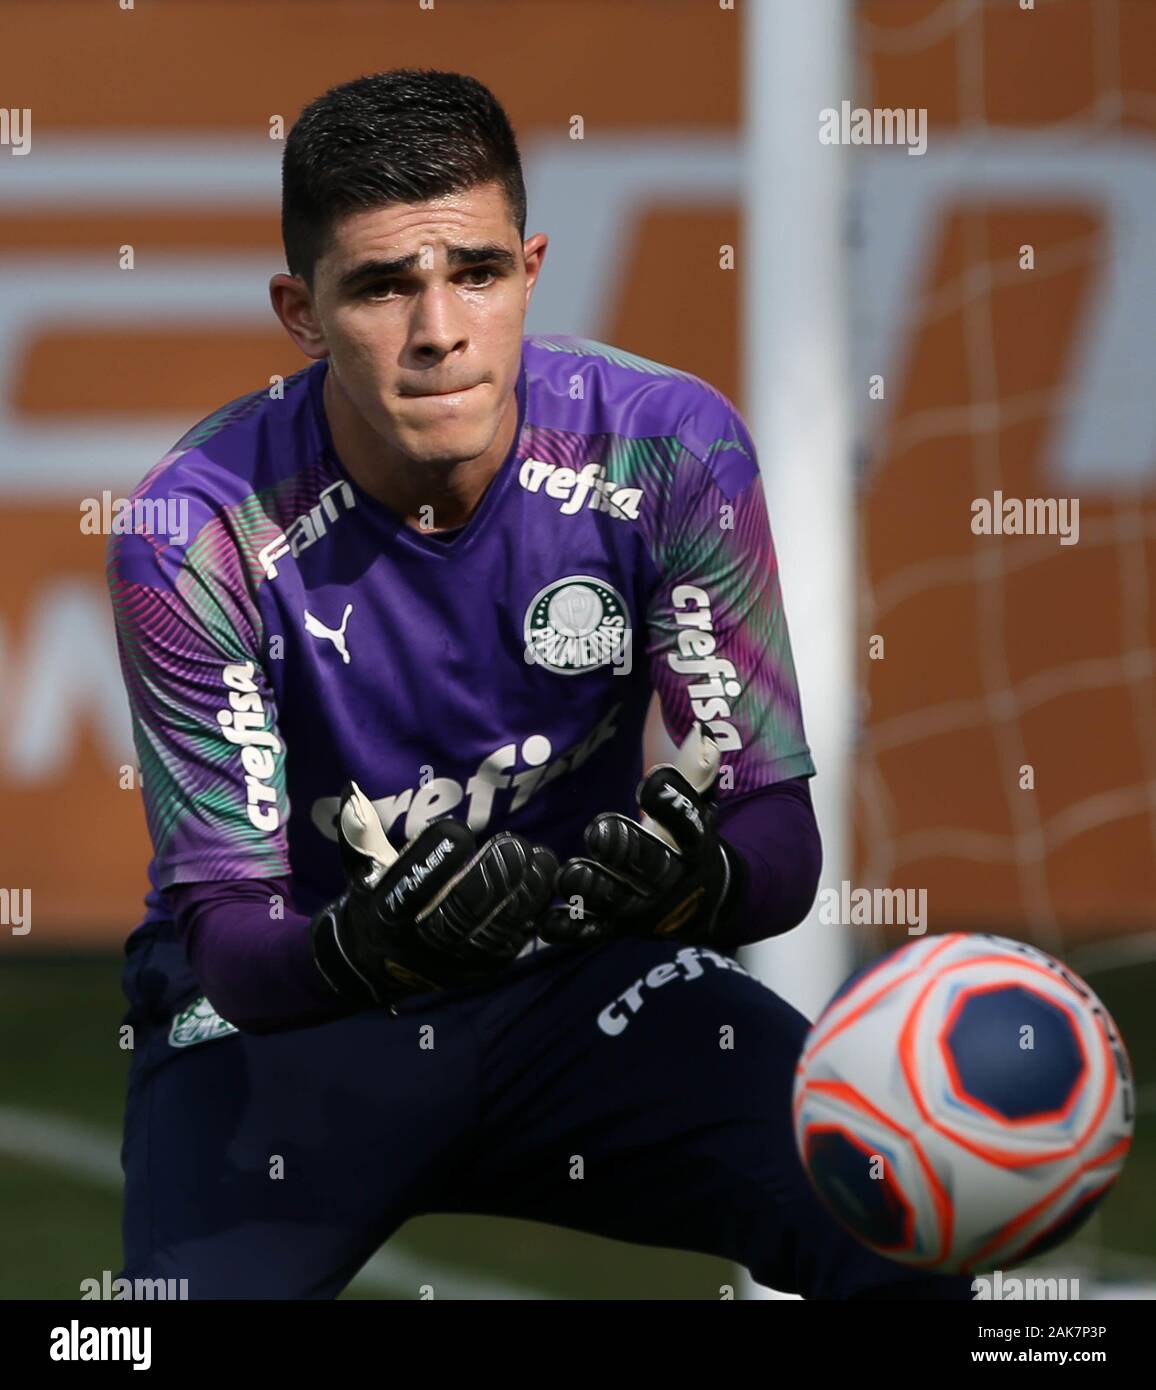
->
[281, 69, 527, 287]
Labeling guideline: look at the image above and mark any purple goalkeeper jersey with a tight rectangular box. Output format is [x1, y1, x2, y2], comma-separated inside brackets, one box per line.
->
[108, 336, 814, 961]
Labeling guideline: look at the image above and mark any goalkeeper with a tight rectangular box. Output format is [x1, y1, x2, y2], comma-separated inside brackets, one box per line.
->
[107, 68, 972, 1301]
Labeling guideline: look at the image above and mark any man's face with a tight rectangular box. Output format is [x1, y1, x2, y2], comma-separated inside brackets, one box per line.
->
[279, 181, 544, 469]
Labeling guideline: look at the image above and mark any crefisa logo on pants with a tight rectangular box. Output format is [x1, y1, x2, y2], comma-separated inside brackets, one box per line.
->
[597, 945, 751, 1035]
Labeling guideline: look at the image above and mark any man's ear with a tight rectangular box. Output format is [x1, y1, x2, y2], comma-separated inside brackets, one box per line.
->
[269, 272, 329, 359]
[522, 232, 549, 302]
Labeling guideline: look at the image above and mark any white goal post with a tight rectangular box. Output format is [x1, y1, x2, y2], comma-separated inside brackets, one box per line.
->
[740, 0, 856, 1298]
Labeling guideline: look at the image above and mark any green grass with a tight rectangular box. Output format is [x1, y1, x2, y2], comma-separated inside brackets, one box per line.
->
[0, 955, 732, 1300]
[0, 956, 132, 1130]
[1062, 956, 1156, 1269]
[0, 1154, 125, 1299]
[1, 952, 1151, 1299]
[0, 1149, 732, 1301]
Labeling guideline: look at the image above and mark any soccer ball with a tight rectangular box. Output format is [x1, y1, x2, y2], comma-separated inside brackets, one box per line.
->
[792, 933, 1134, 1274]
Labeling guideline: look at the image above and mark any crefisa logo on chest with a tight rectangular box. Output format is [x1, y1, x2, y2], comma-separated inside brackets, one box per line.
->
[523, 576, 631, 675]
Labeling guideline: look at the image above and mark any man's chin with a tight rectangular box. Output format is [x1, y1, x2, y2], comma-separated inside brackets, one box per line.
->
[394, 424, 499, 469]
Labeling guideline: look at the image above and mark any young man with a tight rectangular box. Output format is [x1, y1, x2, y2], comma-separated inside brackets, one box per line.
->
[108, 69, 970, 1300]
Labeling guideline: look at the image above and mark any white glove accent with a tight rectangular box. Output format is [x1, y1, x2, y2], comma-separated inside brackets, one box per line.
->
[641, 722, 721, 851]
[340, 780, 399, 885]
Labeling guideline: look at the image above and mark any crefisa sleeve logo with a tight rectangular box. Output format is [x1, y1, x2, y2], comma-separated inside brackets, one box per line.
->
[217, 660, 282, 830]
[523, 576, 631, 674]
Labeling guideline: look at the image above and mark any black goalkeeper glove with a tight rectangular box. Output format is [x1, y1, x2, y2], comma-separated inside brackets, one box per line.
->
[311, 782, 558, 1009]
[538, 724, 749, 947]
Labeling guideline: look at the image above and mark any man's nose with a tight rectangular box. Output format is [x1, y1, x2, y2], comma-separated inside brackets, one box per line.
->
[406, 282, 468, 359]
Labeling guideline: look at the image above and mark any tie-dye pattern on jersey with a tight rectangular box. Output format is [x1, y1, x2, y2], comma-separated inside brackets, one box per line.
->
[107, 336, 813, 935]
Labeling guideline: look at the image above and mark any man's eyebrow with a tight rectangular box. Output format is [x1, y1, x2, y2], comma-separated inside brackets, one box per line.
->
[337, 243, 518, 292]
[448, 243, 518, 269]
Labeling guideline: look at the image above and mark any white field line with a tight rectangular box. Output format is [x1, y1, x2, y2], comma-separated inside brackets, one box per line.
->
[6, 1104, 1151, 1299]
[1067, 932, 1156, 976]
[0, 1104, 544, 1300]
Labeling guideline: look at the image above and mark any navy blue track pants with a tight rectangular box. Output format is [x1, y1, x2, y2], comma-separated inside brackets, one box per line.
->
[120, 934, 973, 1300]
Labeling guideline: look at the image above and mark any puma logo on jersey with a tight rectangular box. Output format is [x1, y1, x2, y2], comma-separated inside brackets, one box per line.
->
[304, 603, 354, 664]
